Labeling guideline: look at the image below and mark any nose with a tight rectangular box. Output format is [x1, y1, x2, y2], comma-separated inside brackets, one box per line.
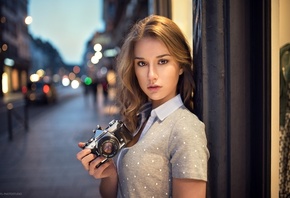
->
[148, 64, 158, 83]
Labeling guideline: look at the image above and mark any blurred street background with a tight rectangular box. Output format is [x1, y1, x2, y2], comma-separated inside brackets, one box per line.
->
[0, 1, 150, 196]
[0, 85, 120, 198]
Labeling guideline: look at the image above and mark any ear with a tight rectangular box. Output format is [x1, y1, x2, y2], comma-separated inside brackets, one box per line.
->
[179, 68, 184, 75]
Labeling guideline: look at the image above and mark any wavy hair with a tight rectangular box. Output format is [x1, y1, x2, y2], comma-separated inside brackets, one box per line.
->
[116, 15, 195, 133]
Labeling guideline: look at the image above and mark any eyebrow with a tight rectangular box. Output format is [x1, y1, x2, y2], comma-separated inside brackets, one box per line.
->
[134, 54, 171, 60]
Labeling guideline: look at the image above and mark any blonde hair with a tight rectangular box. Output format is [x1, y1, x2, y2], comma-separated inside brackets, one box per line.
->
[116, 15, 195, 133]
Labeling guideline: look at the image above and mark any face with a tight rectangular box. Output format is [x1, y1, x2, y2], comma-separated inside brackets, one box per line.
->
[134, 37, 183, 108]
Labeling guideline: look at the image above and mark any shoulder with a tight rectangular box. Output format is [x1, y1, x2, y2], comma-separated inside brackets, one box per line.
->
[165, 106, 207, 147]
[169, 106, 205, 131]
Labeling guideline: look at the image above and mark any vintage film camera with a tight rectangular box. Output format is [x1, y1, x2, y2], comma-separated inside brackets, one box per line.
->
[83, 120, 132, 159]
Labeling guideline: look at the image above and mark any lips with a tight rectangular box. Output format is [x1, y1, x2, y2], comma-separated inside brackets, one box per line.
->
[147, 85, 161, 92]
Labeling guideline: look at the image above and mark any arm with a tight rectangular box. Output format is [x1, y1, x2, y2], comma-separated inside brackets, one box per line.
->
[170, 114, 209, 198]
[89, 157, 118, 198]
[172, 178, 206, 198]
[99, 172, 118, 198]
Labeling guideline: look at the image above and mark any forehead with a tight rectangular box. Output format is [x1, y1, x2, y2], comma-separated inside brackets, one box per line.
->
[134, 37, 169, 56]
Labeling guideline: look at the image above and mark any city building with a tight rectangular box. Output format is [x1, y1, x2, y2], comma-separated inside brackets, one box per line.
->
[81, 0, 149, 97]
[0, 0, 31, 97]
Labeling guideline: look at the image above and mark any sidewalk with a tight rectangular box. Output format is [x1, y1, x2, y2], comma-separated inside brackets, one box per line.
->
[0, 92, 24, 110]
[1, 92, 24, 103]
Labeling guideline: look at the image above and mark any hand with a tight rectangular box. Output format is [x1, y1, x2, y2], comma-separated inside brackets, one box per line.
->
[76, 142, 117, 179]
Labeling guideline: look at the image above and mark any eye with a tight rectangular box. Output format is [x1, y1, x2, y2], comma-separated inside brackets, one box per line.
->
[158, 59, 168, 65]
[136, 61, 147, 67]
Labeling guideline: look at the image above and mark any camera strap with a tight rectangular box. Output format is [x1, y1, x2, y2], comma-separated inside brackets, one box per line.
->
[139, 110, 157, 140]
[133, 102, 152, 137]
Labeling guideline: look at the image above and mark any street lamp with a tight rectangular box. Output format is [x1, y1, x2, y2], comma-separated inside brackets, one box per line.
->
[24, 16, 33, 25]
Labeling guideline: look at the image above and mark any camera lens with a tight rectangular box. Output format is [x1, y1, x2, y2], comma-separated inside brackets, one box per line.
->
[102, 142, 113, 154]
[99, 137, 119, 158]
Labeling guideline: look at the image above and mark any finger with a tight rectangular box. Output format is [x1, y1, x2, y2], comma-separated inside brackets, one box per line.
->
[76, 148, 92, 161]
[89, 158, 111, 178]
[96, 158, 108, 168]
[88, 157, 107, 172]
[80, 153, 97, 171]
[94, 161, 111, 178]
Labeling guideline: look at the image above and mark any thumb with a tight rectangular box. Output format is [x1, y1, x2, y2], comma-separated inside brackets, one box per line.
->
[78, 142, 86, 148]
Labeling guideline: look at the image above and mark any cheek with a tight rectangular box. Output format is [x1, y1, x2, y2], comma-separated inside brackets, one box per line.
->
[135, 69, 147, 86]
[162, 68, 180, 82]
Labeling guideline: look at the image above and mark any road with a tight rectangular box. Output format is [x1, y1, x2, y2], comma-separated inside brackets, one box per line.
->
[0, 86, 120, 198]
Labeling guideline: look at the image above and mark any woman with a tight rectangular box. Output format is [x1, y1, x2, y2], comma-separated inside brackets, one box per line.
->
[77, 15, 209, 198]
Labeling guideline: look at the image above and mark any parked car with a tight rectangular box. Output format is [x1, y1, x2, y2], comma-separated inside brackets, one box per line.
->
[22, 81, 58, 104]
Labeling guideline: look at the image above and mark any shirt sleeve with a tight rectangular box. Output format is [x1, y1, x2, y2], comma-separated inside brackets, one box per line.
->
[168, 112, 209, 181]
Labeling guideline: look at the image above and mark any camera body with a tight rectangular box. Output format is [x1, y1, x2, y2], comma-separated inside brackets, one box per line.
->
[83, 120, 132, 158]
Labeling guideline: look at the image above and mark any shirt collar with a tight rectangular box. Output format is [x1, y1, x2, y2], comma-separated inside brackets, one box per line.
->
[134, 94, 184, 135]
[152, 94, 183, 121]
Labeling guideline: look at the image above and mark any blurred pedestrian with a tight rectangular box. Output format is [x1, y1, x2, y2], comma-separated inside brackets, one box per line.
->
[77, 14, 209, 197]
[91, 80, 98, 104]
